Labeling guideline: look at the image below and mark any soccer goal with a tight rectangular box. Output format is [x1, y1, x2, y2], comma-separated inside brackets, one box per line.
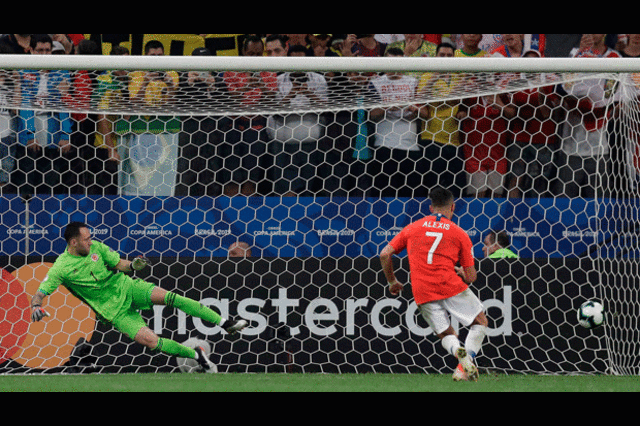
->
[0, 54, 638, 375]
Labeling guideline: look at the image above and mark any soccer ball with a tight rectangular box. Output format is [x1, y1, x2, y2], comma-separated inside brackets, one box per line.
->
[176, 338, 217, 373]
[577, 300, 604, 329]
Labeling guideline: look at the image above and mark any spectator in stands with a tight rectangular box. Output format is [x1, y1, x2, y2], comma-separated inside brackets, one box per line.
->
[570, 34, 620, 58]
[482, 230, 519, 259]
[0, 44, 19, 192]
[267, 69, 329, 196]
[180, 46, 225, 114]
[286, 34, 313, 56]
[130, 40, 179, 108]
[506, 56, 562, 198]
[542, 34, 618, 57]
[118, 41, 182, 196]
[386, 34, 436, 57]
[88, 45, 134, 196]
[51, 41, 66, 54]
[342, 34, 386, 57]
[66, 39, 102, 194]
[51, 34, 74, 55]
[175, 46, 226, 197]
[554, 35, 621, 198]
[265, 34, 289, 57]
[14, 34, 73, 195]
[309, 34, 339, 57]
[92, 44, 130, 176]
[321, 68, 375, 197]
[183, 47, 223, 103]
[459, 92, 511, 198]
[221, 35, 276, 196]
[419, 43, 467, 198]
[455, 34, 487, 58]
[621, 34, 640, 57]
[367, 47, 427, 198]
[288, 44, 310, 57]
[327, 34, 347, 56]
[0, 34, 32, 54]
[490, 34, 524, 57]
[375, 34, 405, 45]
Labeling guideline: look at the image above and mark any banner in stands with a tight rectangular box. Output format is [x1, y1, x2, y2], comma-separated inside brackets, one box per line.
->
[0, 196, 637, 259]
[116, 117, 181, 197]
[84, 34, 245, 56]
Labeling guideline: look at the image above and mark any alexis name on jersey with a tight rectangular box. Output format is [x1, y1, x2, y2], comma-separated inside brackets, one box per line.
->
[422, 219, 451, 231]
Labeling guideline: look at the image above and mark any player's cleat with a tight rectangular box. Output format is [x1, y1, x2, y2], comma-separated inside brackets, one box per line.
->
[452, 363, 469, 382]
[224, 318, 248, 335]
[455, 347, 479, 382]
[194, 346, 217, 373]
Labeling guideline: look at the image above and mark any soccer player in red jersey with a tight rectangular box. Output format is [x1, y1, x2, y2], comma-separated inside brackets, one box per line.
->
[379, 187, 488, 381]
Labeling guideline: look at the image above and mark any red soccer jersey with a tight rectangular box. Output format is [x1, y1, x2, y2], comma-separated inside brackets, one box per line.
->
[461, 96, 509, 174]
[510, 87, 559, 145]
[389, 214, 475, 305]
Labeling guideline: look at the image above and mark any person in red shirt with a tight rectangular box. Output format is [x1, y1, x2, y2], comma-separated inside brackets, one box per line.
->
[460, 94, 511, 198]
[379, 187, 488, 381]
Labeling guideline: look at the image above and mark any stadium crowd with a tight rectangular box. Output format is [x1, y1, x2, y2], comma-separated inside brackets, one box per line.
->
[0, 34, 637, 199]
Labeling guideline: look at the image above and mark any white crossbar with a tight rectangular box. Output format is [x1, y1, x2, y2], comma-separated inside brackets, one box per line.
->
[1, 54, 640, 73]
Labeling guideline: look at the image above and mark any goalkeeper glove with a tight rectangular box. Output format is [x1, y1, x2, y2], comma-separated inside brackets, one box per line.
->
[31, 305, 50, 322]
[131, 256, 151, 271]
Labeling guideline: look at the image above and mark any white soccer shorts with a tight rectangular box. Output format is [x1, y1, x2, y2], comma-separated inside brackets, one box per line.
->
[417, 289, 485, 335]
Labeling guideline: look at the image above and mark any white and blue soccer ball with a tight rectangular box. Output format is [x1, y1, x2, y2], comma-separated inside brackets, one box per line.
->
[577, 300, 605, 329]
[176, 338, 217, 373]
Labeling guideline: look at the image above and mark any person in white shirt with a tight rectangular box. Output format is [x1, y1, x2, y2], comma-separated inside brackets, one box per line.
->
[554, 35, 621, 197]
[267, 71, 329, 196]
[367, 47, 430, 198]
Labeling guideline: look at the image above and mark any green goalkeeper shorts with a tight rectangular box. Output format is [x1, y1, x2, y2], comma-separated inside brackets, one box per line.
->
[110, 279, 156, 340]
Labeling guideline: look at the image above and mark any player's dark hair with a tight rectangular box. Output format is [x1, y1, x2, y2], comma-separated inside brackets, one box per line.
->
[429, 187, 454, 208]
[64, 222, 88, 243]
[489, 230, 511, 248]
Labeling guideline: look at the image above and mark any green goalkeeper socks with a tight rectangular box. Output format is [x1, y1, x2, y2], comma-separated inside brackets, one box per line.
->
[155, 338, 196, 359]
[164, 292, 222, 326]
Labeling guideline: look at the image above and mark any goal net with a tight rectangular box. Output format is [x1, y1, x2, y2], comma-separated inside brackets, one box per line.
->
[0, 55, 639, 375]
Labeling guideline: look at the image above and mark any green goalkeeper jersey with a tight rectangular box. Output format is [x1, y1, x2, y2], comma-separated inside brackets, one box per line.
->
[38, 241, 129, 322]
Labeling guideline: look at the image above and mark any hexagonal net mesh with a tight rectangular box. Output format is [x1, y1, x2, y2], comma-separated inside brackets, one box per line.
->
[0, 56, 639, 375]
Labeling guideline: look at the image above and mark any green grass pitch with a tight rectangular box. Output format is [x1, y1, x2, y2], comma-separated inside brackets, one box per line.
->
[0, 373, 638, 392]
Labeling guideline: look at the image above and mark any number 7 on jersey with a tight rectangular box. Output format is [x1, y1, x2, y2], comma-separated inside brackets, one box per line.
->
[425, 232, 443, 264]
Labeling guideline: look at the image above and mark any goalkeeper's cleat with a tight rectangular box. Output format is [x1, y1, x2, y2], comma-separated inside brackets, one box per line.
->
[224, 318, 249, 335]
[194, 346, 216, 373]
[455, 347, 479, 382]
[452, 363, 469, 382]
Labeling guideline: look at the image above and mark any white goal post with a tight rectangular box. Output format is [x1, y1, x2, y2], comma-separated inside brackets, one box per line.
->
[0, 54, 639, 376]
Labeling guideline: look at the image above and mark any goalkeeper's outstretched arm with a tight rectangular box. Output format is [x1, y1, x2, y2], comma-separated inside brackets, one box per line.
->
[30, 291, 50, 322]
[115, 256, 151, 273]
[115, 259, 134, 272]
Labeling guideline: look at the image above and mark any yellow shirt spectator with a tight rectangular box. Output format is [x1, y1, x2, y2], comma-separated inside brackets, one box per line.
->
[418, 73, 462, 146]
[454, 48, 488, 58]
[129, 71, 180, 107]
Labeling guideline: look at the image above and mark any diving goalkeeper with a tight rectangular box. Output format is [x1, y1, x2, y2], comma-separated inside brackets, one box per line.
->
[30, 222, 248, 372]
